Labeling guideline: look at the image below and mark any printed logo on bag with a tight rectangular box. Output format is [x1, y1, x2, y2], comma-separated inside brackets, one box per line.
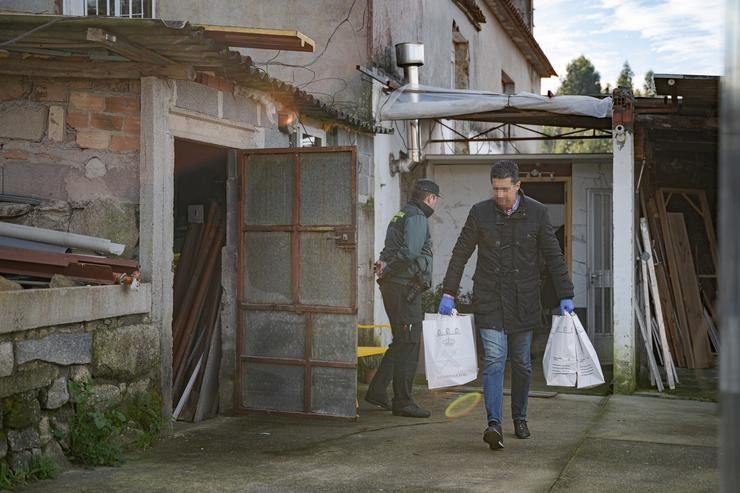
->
[436, 327, 461, 337]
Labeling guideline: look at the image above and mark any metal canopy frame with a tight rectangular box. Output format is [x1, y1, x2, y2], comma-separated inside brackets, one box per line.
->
[428, 118, 612, 144]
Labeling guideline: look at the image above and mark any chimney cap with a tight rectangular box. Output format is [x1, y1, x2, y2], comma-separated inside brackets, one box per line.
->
[395, 43, 424, 67]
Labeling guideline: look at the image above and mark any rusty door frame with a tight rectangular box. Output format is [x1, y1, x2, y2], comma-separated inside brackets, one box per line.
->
[236, 146, 357, 418]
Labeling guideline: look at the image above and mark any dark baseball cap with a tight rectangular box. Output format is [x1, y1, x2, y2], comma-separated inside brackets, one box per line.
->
[415, 179, 441, 197]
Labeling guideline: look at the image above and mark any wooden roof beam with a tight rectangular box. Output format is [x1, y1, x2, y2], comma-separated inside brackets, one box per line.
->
[86, 27, 176, 65]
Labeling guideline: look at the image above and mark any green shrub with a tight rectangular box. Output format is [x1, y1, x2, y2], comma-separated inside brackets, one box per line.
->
[66, 382, 168, 467]
[0, 455, 60, 491]
[68, 381, 127, 467]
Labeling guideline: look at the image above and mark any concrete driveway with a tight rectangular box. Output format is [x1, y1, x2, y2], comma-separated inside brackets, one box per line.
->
[20, 391, 718, 492]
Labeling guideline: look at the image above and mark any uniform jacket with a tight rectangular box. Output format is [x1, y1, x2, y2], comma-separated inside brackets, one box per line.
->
[379, 198, 433, 287]
[442, 191, 573, 332]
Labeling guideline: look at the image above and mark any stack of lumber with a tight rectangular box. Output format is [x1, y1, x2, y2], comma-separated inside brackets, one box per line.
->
[637, 186, 718, 391]
[172, 205, 224, 422]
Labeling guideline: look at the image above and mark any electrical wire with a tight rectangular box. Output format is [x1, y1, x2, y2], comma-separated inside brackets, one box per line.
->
[0, 17, 65, 47]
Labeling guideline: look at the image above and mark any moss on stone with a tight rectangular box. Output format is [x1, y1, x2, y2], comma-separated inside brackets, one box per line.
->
[1, 392, 41, 429]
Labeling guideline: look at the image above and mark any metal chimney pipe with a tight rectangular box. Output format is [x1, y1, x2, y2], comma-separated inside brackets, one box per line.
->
[395, 43, 424, 164]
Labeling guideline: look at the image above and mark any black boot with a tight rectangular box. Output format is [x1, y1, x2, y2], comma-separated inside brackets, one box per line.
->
[483, 422, 504, 450]
[514, 419, 531, 439]
[392, 403, 431, 418]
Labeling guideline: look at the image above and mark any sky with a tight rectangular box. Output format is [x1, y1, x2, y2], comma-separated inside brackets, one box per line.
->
[533, 0, 725, 95]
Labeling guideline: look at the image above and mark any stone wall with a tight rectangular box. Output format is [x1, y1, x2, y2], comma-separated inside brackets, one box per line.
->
[0, 76, 141, 258]
[0, 314, 159, 472]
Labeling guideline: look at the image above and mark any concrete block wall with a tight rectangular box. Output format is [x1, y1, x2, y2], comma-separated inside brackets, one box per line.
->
[0, 76, 142, 257]
[0, 313, 158, 473]
[328, 128, 375, 326]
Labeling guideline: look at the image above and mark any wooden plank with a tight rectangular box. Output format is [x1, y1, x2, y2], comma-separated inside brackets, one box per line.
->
[657, 188, 718, 274]
[0, 57, 194, 79]
[639, 218, 676, 389]
[196, 24, 315, 52]
[194, 315, 222, 422]
[639, 259, 661, 390]
[87, 27, 176, 66]
[635, 299, 664, 392]
[666, 213, 712, 368]
[697, 191, 719, 273]
[654, 262, 687, 368]
[655, 190, 695, 367]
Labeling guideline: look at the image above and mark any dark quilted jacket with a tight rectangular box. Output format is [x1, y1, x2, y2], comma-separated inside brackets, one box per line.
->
[442, 191, 573, 332]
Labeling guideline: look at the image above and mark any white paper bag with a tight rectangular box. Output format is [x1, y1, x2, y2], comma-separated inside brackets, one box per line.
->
[543, 314, 605, 388]
[572, 313, 606, 389]
[422, 313, 478, 389]
[542, 314, 578, 387]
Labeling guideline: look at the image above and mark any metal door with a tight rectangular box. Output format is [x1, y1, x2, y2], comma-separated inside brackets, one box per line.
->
[587, 188, 613, 362]
[237, 147, 357, 418]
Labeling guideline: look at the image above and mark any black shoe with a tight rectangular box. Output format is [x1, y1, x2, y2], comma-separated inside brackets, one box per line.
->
[364, 393, 392, 411]
[483, 423, 504, 450]
[514, 419, 531, 439]
[392, 403, 431, 418]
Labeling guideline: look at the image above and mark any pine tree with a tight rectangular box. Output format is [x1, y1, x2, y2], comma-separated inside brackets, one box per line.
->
[616, 61, 634, 90]
[558, 55, 602, 96]
[542, 55, 611, 153]
[643, 69, 656, 97]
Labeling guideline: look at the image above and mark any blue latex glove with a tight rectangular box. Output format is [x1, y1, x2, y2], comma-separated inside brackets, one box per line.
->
[438, 294, 456, 315]
[560, 299, 575, 316]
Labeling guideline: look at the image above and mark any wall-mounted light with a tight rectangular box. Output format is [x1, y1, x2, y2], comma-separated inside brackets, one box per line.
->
[614, 124, 627, 144]
[278, 111, 297, 134]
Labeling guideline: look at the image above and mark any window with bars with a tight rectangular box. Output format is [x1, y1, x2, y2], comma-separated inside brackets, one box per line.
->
[63, 0, 156, 18]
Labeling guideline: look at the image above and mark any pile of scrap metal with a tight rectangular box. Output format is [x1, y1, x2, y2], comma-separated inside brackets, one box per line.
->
[171, 204, 224, 422]
[0, 219, 140, 289]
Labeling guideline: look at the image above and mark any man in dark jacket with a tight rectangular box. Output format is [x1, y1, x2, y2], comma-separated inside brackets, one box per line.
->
[365, 179, 440, 418]
[438, 160, 574, 449]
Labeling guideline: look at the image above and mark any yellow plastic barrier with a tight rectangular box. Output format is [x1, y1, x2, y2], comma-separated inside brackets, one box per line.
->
[357, 324, 391, 358]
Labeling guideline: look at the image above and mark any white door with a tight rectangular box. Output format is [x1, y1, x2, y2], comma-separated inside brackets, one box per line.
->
[587, 188, 613, 363]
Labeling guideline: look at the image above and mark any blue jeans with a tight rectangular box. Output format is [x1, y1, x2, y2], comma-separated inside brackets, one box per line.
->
[479, 328, 533, 426]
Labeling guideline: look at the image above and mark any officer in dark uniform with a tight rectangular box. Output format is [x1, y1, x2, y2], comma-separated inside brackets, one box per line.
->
[365, 179, 440, 418]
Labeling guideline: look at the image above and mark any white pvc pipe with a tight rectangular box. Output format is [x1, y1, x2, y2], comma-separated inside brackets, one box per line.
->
[0, 222, 125, 256]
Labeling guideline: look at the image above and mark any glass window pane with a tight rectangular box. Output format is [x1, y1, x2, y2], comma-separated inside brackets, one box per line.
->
[299, 232, 353, 307]
[245, 154, 293, 225]
[311, 314, 356, 362]
[243, 232, 291, 303]
[242, 362, 303, 412]
[243, 311, 304, 358]
[300, 152, 352, 226]
[311, 367, 356, 417]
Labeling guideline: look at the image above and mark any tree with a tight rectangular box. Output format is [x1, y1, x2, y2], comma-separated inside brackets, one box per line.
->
[557, 55, 602, 96]
[616, 61, 634, 90]
[542, 55, 612, 154]
[643, 69, 656, 97]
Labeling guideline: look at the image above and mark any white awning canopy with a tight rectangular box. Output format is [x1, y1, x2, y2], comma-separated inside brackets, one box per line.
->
[380, 84, 613, 129]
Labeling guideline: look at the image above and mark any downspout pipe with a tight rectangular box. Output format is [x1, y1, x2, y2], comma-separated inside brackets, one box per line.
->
[392, 43, 424, 173]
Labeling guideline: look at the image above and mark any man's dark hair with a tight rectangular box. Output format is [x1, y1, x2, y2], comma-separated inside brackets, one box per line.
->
[411, 179, 440, 202]
[490, 160, 519, 182]
[411, 189, 434, 202]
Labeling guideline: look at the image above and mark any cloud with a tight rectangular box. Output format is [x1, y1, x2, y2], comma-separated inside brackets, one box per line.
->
[597, 0, 723, 72]
[534, 0, 723, 93]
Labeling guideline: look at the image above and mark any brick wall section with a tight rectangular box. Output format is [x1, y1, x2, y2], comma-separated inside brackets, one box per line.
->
[67, 89, 140, 151]
[0, 76, 141, 204]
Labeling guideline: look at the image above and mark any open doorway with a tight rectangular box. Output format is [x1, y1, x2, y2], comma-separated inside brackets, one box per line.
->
[171, 139, 228, 421]
[520, 175, 572, 357]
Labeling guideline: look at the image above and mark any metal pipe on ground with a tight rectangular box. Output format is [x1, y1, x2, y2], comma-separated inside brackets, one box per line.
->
[0, 221, 125, 256]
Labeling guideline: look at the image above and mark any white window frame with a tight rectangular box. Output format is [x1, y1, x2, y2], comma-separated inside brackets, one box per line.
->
[63, 0, 156, 18]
